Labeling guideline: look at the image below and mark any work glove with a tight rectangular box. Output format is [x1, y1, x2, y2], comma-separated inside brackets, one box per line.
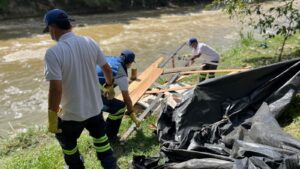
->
[48, 109, 62, 134]
[103, 83, 115, 100]
[125, 109, 141, 128]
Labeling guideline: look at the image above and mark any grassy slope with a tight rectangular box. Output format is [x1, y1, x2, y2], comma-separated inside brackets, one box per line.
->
[0, 116, 159, 169]
[1, 33, 300, 169]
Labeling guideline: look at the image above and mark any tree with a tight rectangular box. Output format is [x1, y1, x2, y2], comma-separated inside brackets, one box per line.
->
[214, 0, 300, 61]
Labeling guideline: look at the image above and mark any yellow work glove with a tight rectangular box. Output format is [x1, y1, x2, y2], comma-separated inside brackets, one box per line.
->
[103, 83, 115, 100]
[48, 110, 62, 134]
[125, 110, 141, 128]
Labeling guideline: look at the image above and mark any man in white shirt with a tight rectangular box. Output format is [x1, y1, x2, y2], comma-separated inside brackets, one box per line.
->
[96, 50, 137, 142]
[43, 9, 118, 169]
[189, 38, 220, 82]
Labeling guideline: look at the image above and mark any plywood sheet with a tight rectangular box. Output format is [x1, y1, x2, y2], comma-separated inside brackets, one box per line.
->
[116, 57, 164, 105]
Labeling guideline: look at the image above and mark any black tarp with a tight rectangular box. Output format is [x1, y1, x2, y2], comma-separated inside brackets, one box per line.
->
[133, 59, 300, 169]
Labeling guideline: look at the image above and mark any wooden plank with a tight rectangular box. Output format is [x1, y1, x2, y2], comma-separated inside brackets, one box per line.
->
[145, 85, 194, 94]
[116, 57, 164, 105]
[227, 71, 242, 75]
[163, 68, 249, 75]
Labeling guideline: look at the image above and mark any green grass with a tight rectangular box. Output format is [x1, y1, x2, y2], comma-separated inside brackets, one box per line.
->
[220, 32, 300, 69]
[279, 94, 300, 140]
[1, 32, 300, 168]
[0, 115, 159, 169]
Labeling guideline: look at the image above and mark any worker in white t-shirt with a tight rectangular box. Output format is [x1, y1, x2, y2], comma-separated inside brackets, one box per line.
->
[189, 38, 220, 82]
[96, 50, 137, 142]
[43, 9, 118, 169]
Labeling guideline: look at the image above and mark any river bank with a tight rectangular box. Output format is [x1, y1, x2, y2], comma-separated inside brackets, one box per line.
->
[1, 33, 300, 168]
[0, 7, 242, 137]
[0, 0, 213, 20]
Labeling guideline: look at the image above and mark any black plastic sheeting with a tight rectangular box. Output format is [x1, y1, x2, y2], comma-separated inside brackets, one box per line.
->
[133, 59, 300, 169]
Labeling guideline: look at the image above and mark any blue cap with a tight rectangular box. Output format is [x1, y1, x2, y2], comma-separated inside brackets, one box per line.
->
[121, 50, 135, 64]
[188, 38, 198, 46]
[43, 9, 73, 33]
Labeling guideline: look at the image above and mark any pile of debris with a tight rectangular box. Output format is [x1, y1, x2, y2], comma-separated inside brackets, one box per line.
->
[119, 55, 246, 141]
[132, 59, 300, 169]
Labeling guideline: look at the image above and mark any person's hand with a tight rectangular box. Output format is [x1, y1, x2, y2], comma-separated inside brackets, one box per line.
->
[48, 110, 62, 134]
[103, 84, 115, 100]
[125, 109, 141, 128]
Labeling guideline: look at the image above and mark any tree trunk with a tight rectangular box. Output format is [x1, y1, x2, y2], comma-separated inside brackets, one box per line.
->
[278, 36, 288, 62]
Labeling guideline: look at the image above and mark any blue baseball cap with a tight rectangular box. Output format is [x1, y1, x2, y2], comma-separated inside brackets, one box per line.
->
[121, 50, 135, 64]
[43, 9, 73, 33]
[188, 38, 198, 46]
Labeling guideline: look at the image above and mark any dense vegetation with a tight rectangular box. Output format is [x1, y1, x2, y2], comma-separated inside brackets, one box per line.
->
[0, 0, 211, 19]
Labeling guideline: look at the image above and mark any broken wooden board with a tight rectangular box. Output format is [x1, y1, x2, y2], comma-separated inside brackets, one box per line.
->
[116, 57, 164, 105]
[163, 68, 249, 75]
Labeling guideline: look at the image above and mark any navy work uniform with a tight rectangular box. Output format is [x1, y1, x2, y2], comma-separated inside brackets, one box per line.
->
[97, 50, 135, 141]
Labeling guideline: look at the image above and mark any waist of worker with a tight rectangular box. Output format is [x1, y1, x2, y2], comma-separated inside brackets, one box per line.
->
[59, 104, 104, 121]
[203, 60, 219, 63]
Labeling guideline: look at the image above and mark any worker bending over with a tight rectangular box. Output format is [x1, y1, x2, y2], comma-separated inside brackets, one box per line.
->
[97, 50, 137, 142]
[189, 38, 220, 82]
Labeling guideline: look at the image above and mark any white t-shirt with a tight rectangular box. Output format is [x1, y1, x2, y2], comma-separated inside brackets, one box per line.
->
[192, 43, 220, 63]
[115, 66, 129, 91]
[44, 32, 107, 121]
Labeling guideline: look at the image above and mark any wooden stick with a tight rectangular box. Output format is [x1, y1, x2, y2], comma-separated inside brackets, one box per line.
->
[159, 42, 187, 68]
[145, 86, 194, 94]
[163, 68, 248, 75]
[172, 57, 175, 68]
[121, 95, 162, 141]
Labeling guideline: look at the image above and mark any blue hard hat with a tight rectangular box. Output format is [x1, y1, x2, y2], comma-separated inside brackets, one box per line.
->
[188, 38, 198, 46]
[43, 9, 73, 33]
[121, 50, 135, 64]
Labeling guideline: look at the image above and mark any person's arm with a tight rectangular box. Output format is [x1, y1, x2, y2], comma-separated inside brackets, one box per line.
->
[115, 76, 133, 112]
[191, 50, 202, 63]
[116, 76, 141, 127]
[47, 80, 62, 134]
[94, 41, 115, 99]
[48, 80, 62, 112]
[101, 63, 114, 86]
[44, 49, 62, 133]
[94, 41, 114, 86]
[121, 91, 134, 113]
[190, 44, 202, 64]
[100, 63, 115, 100]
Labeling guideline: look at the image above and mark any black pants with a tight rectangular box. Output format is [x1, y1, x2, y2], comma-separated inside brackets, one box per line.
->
[56, 114, 118, 169]
[102, 96, 126, 139]
[200, 61, 219, 82]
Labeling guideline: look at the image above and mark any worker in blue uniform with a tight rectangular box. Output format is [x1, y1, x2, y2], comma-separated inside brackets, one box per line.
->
[97, 50, 140, 142]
